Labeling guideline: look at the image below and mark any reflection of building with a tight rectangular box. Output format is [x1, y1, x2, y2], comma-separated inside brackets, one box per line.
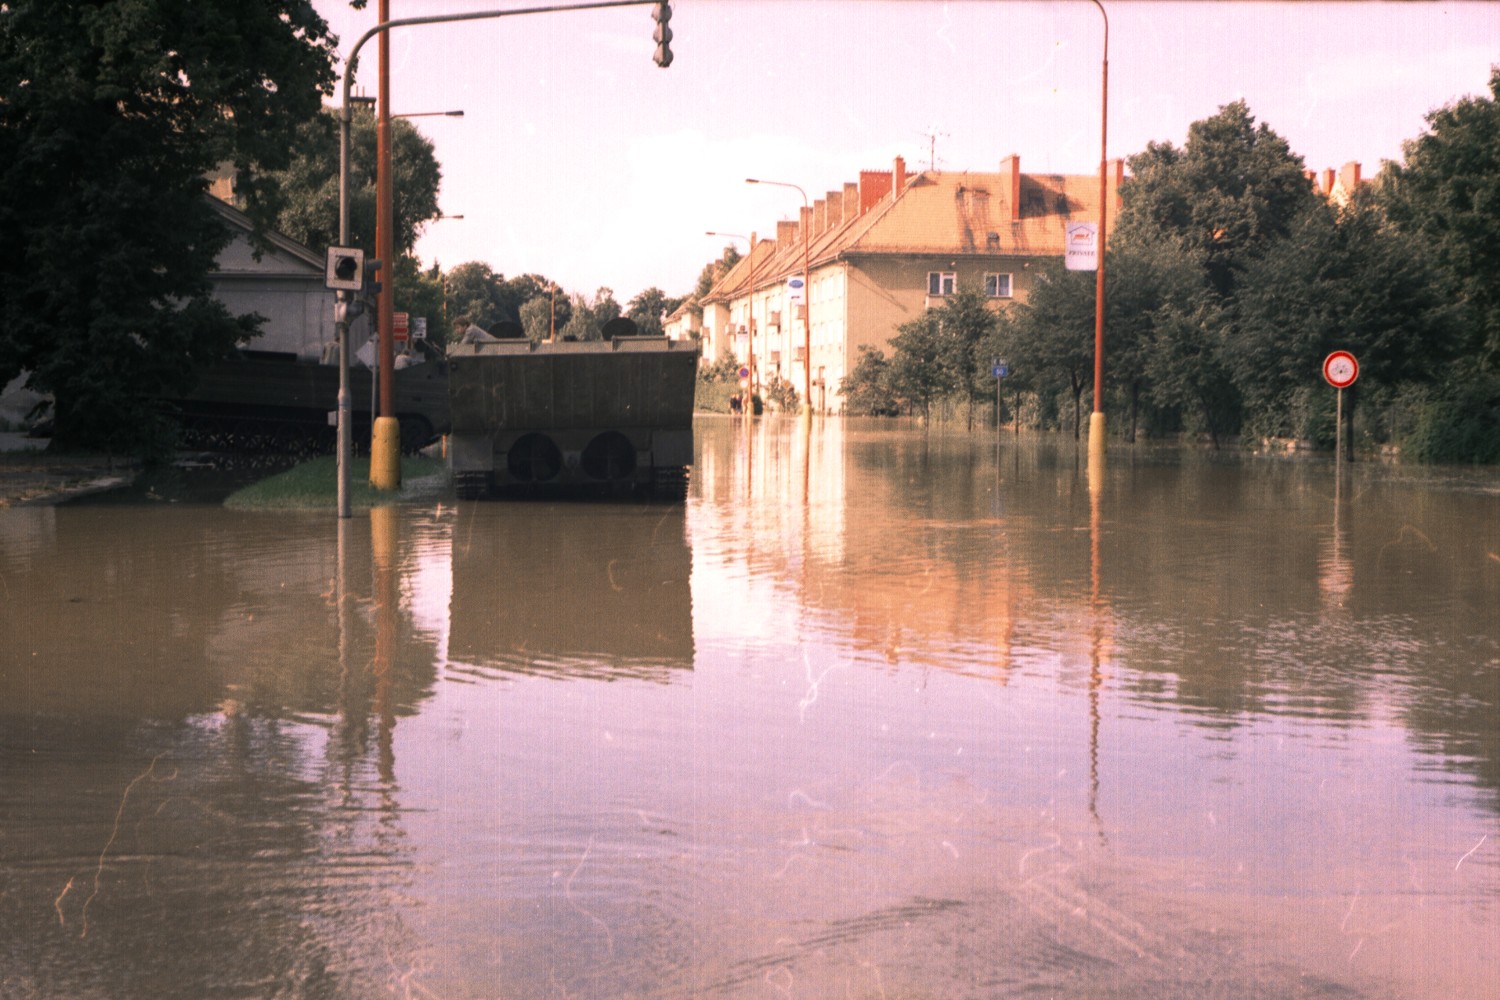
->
[697, 154, 1124, 412]
[447, 507, 694, 678]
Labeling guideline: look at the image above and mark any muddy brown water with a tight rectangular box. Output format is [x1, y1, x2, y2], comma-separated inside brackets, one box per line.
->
[2, 418, 1496, 998]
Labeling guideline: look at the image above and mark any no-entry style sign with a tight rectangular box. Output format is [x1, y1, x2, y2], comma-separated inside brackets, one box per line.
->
[1323, 350, 1359, 389]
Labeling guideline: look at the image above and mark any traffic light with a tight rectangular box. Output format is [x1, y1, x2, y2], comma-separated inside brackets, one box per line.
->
[362, 257, 383, 298]
[325, 246, 364, 291]
[651, 2, 672, 68]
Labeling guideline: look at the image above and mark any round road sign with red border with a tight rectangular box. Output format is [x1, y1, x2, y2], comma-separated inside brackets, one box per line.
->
[1323, 350, 1358, 389]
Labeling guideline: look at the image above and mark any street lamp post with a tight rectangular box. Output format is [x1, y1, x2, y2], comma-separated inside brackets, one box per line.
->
[705, 231, 757, 398]
[1088, 0, 1109, 468]
[745, 178, 810, 418]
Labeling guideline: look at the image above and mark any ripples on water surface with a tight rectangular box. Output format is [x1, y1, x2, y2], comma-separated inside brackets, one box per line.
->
[2, 419, 1497, 998]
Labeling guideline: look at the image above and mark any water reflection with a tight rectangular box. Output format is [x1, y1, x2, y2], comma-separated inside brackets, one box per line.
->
[2, 421, 1497, 997]
[446, 502, 693, 680]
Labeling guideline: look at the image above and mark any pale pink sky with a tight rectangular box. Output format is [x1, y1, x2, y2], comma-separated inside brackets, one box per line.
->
[313, 1, 1499, 303]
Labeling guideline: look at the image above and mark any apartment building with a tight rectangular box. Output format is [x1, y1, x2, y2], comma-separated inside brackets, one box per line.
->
[696, 153, 1123, 413]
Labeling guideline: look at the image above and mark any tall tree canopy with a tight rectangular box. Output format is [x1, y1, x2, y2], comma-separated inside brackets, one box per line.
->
[0, 0, 338, 453]
[1380, 67, 1500, 373]
[1117, 100, 1318, 298]
[262, 107, 442, 260]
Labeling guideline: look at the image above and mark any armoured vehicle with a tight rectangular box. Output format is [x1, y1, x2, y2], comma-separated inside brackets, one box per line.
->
[170, 347, 450, 455]
[445, 325, 697, 500]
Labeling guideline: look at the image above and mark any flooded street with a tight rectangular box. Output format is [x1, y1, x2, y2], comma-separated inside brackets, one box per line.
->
[2, 418, 1497, 998]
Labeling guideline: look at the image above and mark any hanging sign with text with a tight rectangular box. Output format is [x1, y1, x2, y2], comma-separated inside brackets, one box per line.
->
[1065, 222, 1098, 271]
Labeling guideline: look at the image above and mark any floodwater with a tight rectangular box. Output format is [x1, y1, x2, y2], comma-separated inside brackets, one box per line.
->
[2, 418, 1497, 999]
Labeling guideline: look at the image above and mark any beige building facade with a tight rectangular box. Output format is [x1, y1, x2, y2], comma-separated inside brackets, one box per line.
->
[699, 154, 1123, 413]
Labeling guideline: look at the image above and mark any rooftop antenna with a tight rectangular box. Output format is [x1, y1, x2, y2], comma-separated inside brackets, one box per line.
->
[918, 124, 949, 173]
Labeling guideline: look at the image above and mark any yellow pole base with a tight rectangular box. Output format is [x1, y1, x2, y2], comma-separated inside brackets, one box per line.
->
[1087, 411, 1107, 477]
[370, 416, 402, 491]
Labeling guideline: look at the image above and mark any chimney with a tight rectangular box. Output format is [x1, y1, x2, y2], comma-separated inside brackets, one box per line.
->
[799, 205, 813, 245]
[843, 182, 860, 221]
[1339, 161, 1362, 192]
[777, 219, 797, 245]
[1002, 154, 1021, 222]
[826, 190, 844, 228]
[1323, 168, 1335, 195]
[859, 170, 892, 214]
[893, 156, 907, 201]
[814, 198, 827, 234]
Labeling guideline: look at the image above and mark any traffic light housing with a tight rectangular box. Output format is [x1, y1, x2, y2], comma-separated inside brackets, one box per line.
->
[326, 246, 364, 291]
[652, 2, 672, 68]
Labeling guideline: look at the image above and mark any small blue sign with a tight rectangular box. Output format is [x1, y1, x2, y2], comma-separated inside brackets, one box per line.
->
[992, 363, 1010, 379]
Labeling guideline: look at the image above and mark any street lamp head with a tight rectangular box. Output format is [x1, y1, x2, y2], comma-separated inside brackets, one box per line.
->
[745, 178, 759, 184]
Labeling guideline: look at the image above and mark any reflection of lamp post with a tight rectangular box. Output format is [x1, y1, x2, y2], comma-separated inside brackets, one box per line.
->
[745, 178, 810, 417]
[705, 230, 757, 394]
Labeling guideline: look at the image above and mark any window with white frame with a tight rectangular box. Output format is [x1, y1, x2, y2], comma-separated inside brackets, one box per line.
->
[927, 271, 956, 297]
[985, 272, 1013, 298]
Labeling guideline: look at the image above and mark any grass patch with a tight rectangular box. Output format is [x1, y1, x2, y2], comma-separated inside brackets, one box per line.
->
[224, 455, 449, 511]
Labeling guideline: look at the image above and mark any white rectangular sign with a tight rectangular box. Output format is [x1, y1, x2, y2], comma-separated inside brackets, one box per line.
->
[1065, 222, 1098, 271]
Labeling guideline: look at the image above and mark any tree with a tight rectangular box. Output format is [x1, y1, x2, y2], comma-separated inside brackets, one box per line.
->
[1233, 190, 1457, 444]
[260, 108, 441, 260]
[839, 345, 900, 416]
[627, 287, 678, 337]
[0, 0, 338, 454]
[888, 311, 952, 421]
[1380, 67, 1500, 373]
[1008, 263, 1097, 438]
[933, 283, 999, 429]
[1117, 100, 1318, 299]
[559, 287, 621, 341]
[444, 262, 507, 331]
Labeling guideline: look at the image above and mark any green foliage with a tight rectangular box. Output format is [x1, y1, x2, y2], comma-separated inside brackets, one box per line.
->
[763, 375, 801, 413]
[1006, 263, 1097, 437]
[558, 287, 621, 342]
[1380, 67, 1500, 373]
[1119, 100, 1319, 299]
[0, 0, 337, 455]
[1398, 376, 1500, 464]
[839, 345, 901, 416]
[260, 108, 442, 259]
[626, 287, 677, 337]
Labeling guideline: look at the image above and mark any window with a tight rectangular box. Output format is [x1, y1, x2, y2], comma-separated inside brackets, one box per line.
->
[927, 271, 956, 296]
[985, 272, 1013, 298]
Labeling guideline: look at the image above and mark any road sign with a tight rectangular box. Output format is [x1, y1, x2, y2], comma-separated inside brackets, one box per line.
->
[1323, 350, 1358, 388]
[394, 311, 409, 343]
[738, 366, 750, 380]
[992, 362, 1010, 379]
[1065, 222, 1098, 271]
[412, 316, 427, 341]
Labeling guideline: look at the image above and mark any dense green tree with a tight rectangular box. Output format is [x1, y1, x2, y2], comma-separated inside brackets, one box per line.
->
[559, 287, 621, 341]
[888, 311, 953, 421]
[0, 0, 338, 454]
[839, 345, 900, 416]
[1118, 100, 1318, 298]
[626, 287, 678, 337]
[935, 284, 1000, 429]
[443, 262, 507, 331]
[261, 107, 442, 260]
[1233, 191, 1457, 443]
[1008, 263, 1097, 438]
[1380, 67, 1500, 372]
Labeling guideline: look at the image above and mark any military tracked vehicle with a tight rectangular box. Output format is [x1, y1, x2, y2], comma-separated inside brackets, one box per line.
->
[445, 321, 697, 500]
